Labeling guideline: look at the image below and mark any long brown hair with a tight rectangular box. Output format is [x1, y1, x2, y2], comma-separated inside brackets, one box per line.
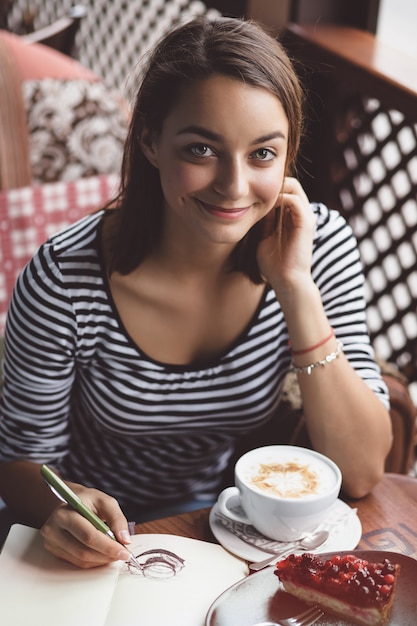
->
[108, 17, 304, 283]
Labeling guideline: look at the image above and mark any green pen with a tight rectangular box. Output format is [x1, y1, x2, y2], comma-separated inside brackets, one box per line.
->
[40, 464, 141, 568]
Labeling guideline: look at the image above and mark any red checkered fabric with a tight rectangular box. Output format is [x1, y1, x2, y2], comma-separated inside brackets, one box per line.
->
[0, 173, 119, 334]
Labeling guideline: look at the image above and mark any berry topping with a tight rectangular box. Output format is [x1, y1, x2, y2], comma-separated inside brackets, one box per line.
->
[274, 553, 400, 609]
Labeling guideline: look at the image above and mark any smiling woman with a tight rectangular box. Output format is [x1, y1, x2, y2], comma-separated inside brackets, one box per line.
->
[138, 74, 289, 255]
[0, 16, 392, 569]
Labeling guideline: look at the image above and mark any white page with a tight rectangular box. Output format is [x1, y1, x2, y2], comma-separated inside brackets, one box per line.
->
[0, 524, 121, 626]
[0, 525, 248, 626]
[105, 533, 248, 626]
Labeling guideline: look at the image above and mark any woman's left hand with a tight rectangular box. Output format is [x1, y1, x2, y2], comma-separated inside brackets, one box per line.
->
[256, 177, 316, 296]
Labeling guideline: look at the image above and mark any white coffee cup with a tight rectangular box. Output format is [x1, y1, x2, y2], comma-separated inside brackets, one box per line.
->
[217, 445, 342, 542]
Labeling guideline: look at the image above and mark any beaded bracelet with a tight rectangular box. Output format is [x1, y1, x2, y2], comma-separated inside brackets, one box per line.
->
[291, 341, 343, 375]
[290, 328, 335, 356]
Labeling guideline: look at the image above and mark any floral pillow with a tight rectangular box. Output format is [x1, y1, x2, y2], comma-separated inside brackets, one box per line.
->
[23, 78, 129, 183]
[0, 30, 130, 186]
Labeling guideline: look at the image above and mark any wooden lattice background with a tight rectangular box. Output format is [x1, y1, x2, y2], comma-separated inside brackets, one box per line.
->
[330, 94, 417, 385]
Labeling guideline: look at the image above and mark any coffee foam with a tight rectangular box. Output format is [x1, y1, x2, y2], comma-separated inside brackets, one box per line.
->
[242, 452, 336, 499]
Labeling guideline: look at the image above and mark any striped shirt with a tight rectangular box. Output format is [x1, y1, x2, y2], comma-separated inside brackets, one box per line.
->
[0, 204, 389, 511]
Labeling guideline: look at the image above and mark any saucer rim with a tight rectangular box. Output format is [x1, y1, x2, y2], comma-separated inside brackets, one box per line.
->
[209, 498, 362, 562]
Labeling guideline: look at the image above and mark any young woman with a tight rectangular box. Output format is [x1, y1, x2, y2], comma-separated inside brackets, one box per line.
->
[0, 17, 392, 568]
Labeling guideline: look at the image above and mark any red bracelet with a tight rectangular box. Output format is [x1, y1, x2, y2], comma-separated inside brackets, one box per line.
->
[290, 328, 335, 356]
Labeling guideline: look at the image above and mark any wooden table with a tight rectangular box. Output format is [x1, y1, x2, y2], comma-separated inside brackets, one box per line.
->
[135, 473, 417, 559]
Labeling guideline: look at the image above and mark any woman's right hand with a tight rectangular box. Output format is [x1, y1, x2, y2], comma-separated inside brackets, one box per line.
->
[256, 176, 316, 301]
[40, 483, 132, 568]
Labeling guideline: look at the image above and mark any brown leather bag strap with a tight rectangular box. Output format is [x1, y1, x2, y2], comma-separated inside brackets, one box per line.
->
[0, 35, 32, 189]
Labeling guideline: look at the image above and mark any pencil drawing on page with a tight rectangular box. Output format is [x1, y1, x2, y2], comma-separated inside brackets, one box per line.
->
[126, 548, 185, 579]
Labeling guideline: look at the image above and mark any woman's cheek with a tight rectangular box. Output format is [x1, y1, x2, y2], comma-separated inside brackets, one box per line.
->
[257, 167, 285, 207]
[171, 162, 212, 193]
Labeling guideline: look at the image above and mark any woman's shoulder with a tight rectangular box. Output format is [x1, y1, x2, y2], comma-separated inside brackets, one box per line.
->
[311, 202, 351, 230]
[19, 210, 105, 288]
[311, 202, 356, 245]
[48, 210, 104, 255]
[10, 211, 109, 334]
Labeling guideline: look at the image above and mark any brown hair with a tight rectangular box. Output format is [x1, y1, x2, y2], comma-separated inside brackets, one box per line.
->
[108, 16, 304, 283]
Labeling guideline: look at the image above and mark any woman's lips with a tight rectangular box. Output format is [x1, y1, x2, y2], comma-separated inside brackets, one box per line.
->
[198, 200, 250, 220]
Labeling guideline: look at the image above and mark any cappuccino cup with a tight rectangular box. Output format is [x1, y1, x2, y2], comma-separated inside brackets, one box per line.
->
[217, 445, 341, 542]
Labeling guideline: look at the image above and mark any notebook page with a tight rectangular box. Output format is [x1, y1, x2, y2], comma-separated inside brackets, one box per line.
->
[104, 533, 248, 626]
[0, 524, 121, 626]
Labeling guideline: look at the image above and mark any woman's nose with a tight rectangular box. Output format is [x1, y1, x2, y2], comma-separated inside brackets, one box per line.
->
[213, 158, 249, 200]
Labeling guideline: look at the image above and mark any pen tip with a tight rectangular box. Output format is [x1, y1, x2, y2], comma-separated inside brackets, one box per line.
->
[129, 552, 142, 568]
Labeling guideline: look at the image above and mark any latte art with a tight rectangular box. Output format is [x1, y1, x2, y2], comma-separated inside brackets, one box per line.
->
[250, 462, 320, 498]
[218, 445, 342, 542]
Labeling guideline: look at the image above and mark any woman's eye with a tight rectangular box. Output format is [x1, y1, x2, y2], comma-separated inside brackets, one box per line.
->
[251, 148, 275, 161]
[189, 144, 215, 158]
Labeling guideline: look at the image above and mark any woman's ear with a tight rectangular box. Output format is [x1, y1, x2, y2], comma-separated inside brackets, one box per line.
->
[140, 127, 159, 168]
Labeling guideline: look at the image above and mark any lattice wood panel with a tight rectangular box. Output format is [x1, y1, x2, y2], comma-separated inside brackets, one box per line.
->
[331, 93, 417, 383]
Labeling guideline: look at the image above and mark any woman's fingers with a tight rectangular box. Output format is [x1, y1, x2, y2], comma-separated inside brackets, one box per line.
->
[91, 491, 132, 547]
[257, 177, 316, 287]
[40, 490, 131, 568]
[279, 177, 311, 215]
[41, 530, 118, 569]
[281, 176, 309, 200]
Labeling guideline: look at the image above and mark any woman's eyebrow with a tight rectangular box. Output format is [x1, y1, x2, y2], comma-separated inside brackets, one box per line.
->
[176, 125, 222, 141]
[177, 125, 286, 144]
[251, 131, 286, 144]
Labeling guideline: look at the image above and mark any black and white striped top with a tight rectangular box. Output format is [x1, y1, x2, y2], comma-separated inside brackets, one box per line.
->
[0, 204, 389, 511]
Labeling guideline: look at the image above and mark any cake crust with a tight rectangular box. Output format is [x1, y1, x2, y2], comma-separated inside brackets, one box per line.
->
[274, 553, 400, 626]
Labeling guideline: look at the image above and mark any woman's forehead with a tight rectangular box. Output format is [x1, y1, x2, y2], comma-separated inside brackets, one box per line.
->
[163, 74, 289, 139]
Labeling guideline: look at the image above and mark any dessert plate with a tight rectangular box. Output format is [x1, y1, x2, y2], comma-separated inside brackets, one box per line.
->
[206, 550, 417, 626]
[209, 498, 361, 562]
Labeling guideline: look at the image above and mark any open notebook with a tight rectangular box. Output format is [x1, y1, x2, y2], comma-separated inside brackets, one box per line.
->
[0, 524, 248, 626]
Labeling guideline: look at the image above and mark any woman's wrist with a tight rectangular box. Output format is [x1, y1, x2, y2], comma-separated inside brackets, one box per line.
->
[289, 327, 334, 356]
[290, 339, 343, 375]
[271, 273, 318, 310]
[275, 280, 338, 359]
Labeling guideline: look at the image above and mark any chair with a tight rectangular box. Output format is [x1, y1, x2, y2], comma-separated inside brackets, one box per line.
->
[21, 5, 87, 57]
[0, 173, 119, 332]
[0, 29, 130, 190]
[3, 0, 222, 99]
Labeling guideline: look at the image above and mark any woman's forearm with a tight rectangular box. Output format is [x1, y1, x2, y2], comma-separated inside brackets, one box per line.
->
[298, 357, 392, 498]
[280, 281, 392, 499]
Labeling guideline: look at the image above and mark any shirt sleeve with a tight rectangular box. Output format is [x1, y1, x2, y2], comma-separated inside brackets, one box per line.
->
[0, 241, 77, 464]
[311, 203, 390, 409]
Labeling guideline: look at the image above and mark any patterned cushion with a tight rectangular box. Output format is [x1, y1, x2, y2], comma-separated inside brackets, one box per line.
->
[0, 30, 130, 187]
[23, 79, 129, 183]
[0, 174, 119, 334]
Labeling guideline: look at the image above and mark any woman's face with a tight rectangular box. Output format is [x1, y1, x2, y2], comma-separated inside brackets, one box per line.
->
[141, 74, 289, 249]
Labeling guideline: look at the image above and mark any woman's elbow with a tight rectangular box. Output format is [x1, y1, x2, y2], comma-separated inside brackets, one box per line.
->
[341, 454, 387, 500]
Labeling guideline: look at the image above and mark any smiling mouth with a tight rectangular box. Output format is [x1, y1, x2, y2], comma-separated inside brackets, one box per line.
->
[198, 200, 251, 219]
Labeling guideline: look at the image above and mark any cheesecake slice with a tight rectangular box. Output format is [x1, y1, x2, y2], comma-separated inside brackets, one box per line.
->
[274, 553, 400, 626]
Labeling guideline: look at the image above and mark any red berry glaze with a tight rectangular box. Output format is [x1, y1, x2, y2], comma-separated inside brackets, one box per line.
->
[275, 553, 398, 608]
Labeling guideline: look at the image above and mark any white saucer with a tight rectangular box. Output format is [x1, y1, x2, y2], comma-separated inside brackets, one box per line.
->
[209, 498, 362, 562]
